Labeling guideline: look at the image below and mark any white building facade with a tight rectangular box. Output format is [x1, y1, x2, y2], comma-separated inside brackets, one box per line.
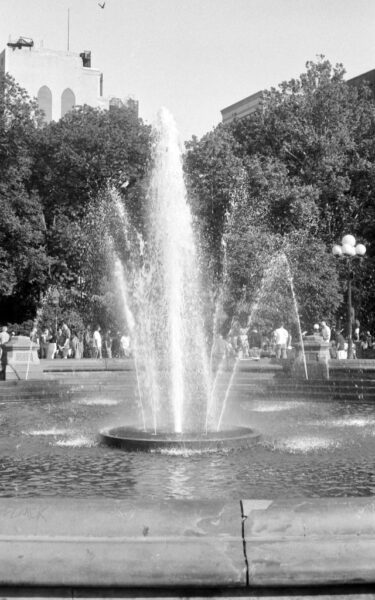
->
[0, 38, 108, 122]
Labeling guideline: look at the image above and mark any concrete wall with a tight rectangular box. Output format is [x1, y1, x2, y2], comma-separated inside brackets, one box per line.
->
[3, 45, 108, 121]
[221, 91, 263, 124]
[0, 48, 5, 75]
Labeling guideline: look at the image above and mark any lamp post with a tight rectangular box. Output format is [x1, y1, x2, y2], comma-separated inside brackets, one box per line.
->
[332, 235, 366, 359]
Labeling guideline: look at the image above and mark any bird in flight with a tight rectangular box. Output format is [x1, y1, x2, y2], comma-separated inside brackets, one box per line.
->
[98, 2, 105, 8]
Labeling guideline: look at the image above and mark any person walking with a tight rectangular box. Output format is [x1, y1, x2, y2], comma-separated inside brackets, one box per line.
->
[273, 323, 289, 360]
[93, 325, 102, 359]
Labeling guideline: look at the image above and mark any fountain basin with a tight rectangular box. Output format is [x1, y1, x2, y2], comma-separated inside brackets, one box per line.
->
[100, 426, 260, 452]
[0, 497, 375, 589]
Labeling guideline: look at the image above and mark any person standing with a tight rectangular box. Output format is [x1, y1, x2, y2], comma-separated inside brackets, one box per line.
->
[0, 326, 10, 380]
[228, 316, 241, 356]
[56, 327, 64, 358]
[40, 328, 50, 359]
[60, 323, 71, 359]
[365, 331, 373, 350]
[238, 323, 250, 358]
[120, 332, 131, 358]
[112, 331, 121, 358]
[103, 330, 113, 359]
[70, 331, 81, 359]
[336, 330, 347, 360]
[30, 323, 39, 345]
[273, 323, 289, 360]
[93, 326, 102, 359]
[47, 330, 57, 359]
[321, 321, 331, 342]
[0, 326, 9, 346]
[83, 326, 93, 358]
[248, 328, 262, 360]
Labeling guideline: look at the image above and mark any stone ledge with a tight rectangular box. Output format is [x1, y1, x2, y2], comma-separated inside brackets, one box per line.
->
[1, 498, 375, 589]
[0, 499, 245, 587]
[242, 498, 375, 586]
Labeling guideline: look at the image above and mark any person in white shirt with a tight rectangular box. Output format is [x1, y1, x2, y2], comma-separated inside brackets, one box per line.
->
[93, 326, 102, 359]
[0, 326, 10, 345]
[321, 321, 331, 342]
[120, 333, 131, 358]
[273, 323, 289, 359]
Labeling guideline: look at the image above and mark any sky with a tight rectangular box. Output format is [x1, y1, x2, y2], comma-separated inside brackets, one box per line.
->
[1, 0, 375, 141]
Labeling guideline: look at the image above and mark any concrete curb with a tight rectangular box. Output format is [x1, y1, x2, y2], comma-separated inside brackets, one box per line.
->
[242, 498, 375, 586]
[0, 499, 245, 587]
[0, 498, 375, 588]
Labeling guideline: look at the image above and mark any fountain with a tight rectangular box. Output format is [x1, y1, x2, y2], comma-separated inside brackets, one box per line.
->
[100, 108, 259, 452]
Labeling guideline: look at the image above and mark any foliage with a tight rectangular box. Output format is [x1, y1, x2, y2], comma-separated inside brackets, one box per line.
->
[231, 58, 375, 245]
[28, 105, 152, 332]
[32, 104, 151, 224]
[0, 74, 49, 321]
[224, 206, 341, 336]
[184, 126, 244, 279]
[184, 57, 375, 332]
[1, 59, 375, 337]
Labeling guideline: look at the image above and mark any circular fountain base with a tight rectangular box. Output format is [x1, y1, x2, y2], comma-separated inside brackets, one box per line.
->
[100, 426, 260, 452]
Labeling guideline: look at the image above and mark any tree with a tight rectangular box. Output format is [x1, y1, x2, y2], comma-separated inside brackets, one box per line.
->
[28, 104, 152, 331]
[33, 104, 151, 224]
[231, 57, 375, 245]
[185, 57, 375, 330]
[0, 74, 49, 322]
[184, 126, 244, 279]
[222, 163, 342, 333]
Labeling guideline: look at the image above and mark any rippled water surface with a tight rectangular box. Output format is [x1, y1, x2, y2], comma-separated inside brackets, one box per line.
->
[2, 381, 375, 499]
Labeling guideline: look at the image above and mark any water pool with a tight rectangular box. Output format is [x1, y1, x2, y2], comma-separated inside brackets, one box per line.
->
[1, 372, 375, 500]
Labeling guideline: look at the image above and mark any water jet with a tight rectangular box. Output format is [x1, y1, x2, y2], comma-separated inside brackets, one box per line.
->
[101, 108, 259, 451]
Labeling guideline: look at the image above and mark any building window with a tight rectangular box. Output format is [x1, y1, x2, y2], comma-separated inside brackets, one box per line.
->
[37, 85, 52, 123]
[61, 88, 75, 117]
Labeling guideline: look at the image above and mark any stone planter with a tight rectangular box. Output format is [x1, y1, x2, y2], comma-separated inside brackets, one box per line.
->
[289, 334, 331, 380]
[4, 335, 43, 380]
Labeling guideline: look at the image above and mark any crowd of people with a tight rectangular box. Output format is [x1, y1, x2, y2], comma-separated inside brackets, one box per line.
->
[225, 316, 295, 361]
[0, 316, 373, 364]
[212, 316, 375, 364]
[328, 320, 374, 360]
[211, 316, 293, 364]
[30, 324, 133, 360]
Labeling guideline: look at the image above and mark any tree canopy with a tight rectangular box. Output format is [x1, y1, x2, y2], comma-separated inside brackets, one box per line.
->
[0, 74, 152, 331]
[184, 58, 375, 333]
[1, 58, 375, 339]
[0, 74, 49, 321]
